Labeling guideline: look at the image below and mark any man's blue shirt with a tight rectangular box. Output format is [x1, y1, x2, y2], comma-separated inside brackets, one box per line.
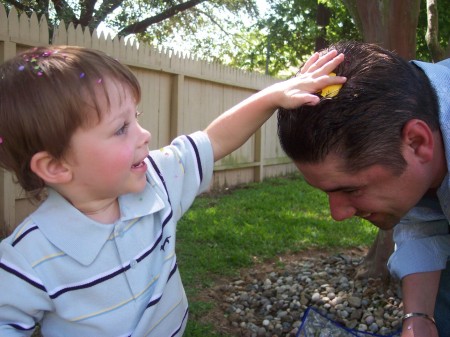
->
[388, 59, 450, 279]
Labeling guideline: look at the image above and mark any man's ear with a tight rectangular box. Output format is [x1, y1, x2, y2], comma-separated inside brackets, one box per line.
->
[30, 151, 72, 185]
[402, 119, 434, 163]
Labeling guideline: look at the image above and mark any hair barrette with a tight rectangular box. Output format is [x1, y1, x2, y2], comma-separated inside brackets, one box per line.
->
[319, 72, 342, 99]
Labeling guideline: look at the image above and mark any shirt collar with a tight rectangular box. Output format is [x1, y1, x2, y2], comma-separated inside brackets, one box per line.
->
[32, 181, 165, 266]
[412, 60, 450, 218]
[411, 60, 450, 125]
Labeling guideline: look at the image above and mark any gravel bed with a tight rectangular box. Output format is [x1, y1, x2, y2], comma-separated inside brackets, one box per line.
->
[208, 249, 403, 337]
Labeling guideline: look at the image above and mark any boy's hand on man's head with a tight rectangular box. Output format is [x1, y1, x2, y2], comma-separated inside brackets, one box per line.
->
[270, 50, 346, 109]
[205, 50, 345, 162]
[299, 49, 342, 75]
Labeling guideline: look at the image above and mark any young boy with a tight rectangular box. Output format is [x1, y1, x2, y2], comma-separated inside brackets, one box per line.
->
[0, 45, 345, 336]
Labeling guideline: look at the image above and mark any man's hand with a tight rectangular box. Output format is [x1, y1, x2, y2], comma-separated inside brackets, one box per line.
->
[401, 316, 439, 337]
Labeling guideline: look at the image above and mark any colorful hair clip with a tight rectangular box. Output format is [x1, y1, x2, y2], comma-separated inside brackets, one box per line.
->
[30, 57, 43, 76]
[19, 50, 55, 76]
[319, 73, 342, 98]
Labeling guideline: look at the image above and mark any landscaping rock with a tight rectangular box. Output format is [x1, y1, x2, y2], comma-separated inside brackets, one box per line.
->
[210, 249, 402, 337]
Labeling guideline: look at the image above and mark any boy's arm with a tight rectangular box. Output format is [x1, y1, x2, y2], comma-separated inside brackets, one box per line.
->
[401, 271, 440, 337]
[205, 50, 346, 161]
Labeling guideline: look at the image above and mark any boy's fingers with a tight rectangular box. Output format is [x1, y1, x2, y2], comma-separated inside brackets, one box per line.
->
[319, 73, 347, 84]
[299, 52, 345, 84]
[314, 49, 339, 69]
[315, 53, 345, 75]
[282, 72, 346, 99]
[300, 52, 319, 74]
[302, 50, 339, 74]
[283, 93, 320, 109]
[314, 73, 346, 91]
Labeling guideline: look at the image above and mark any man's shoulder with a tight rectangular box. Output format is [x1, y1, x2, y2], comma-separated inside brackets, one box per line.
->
[411, 58, 450, 74]
[437, 58, 450, 68]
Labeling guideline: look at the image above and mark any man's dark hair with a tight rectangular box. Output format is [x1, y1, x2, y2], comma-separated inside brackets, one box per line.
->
[277, 41, 440, 174]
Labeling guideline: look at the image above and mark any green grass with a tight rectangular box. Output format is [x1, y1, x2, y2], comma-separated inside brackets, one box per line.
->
[177, 173, 377, 336]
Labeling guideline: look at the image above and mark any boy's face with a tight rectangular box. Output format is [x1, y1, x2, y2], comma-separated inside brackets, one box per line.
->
[295, 153, 430, 230]
[64, 79, 151, 200]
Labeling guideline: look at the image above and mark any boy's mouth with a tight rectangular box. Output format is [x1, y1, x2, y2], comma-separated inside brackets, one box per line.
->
[132, 161, 146, 169]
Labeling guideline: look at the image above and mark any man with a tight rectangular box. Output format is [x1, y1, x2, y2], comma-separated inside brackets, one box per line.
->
[277, 41, 450, 337]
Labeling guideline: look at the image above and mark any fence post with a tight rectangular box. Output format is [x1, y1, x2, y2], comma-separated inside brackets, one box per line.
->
[0, 41, 17, 237]
[170, 74, 184, 140]
[253, 128, 264, 182]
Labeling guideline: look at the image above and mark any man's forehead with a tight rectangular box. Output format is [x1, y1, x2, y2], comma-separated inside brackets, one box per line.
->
[295, 157, 362, 192]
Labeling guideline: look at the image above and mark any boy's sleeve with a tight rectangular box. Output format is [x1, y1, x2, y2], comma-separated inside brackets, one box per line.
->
[0, 241, 51, 336]
[170, 131, 214, 196]
[148, 131, 214, 220]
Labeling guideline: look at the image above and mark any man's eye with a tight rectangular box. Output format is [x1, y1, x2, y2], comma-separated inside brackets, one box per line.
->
[345, 189, 361, 196]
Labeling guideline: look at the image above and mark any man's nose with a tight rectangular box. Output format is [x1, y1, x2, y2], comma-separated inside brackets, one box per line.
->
[328, 193, 356, 221]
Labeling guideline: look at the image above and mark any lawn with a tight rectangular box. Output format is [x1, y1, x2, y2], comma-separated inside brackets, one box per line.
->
[177, 173, 378, 336]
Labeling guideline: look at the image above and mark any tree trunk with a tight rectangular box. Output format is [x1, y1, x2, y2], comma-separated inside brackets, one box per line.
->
[425, 0, 450, 61]
[315, 3, 331, 51]
[342, 0, 421, 58]
[341, 0, 421, 280]
[355, 229, 394, 281]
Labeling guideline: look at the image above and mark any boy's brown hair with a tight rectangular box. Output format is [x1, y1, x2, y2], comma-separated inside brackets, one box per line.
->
[0, 46, 141, 197]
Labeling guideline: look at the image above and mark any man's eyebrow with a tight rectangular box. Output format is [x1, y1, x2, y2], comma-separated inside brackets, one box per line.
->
[302, 176, 360, 193]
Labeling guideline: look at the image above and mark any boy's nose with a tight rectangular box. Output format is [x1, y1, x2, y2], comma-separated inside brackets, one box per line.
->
[139, 125, 151, 147]
[328, 193, 356, 221]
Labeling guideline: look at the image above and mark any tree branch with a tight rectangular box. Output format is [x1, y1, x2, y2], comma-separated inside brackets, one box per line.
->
[118, 0, 208, 36]
[93, 0, 123, 26]
[78, 0, 97, 26]
[195, 8, 231, 37]
[51, 0, 78, 24]
[3, 0, 32, 12]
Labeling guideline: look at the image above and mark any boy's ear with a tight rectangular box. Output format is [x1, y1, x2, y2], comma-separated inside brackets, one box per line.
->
[30, 151, 72, 185]
[402, 119, 434, 163]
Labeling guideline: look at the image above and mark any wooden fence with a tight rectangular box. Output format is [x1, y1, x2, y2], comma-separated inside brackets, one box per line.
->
[0, 4, 296, 235]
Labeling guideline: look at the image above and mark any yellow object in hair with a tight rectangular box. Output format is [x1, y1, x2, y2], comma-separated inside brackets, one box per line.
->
[319, 72, 342, 98]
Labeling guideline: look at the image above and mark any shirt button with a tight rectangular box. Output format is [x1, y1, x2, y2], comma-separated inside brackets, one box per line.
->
[130, 260, 138, 269]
